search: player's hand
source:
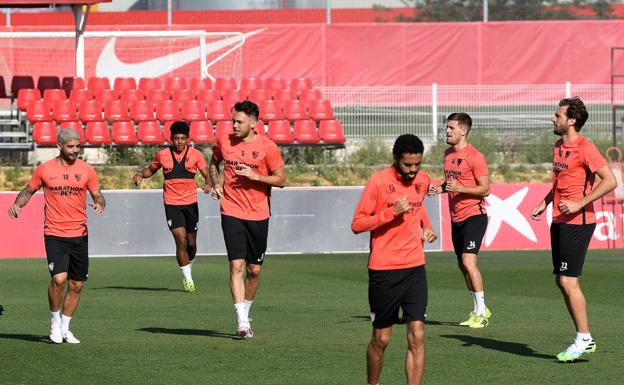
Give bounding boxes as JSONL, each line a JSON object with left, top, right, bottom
{"left": 132, "top": 173, "right": 142, "bottom": 186}
{"left": 234, "top": 164, "right": 258, "bottom": 181}
{"left": 558, "top": 200, "right": 582, "bottom": 215}
{"left": 89, "top": 202, "right": 104, "bottom": 215}
{"left": 530, "top": 202, "right": 546, "bottom": 221}
{"left": 8, "top": 204, "right": 20, "bottom": 219}
{"left": 211, "top": 184, "right": 223, "bottom": 200}
{"left": 423, "top": 227, "right": 438, "bottom": 243}
{"left": 201, "top": 184, "right": 212, "bottom": 194}
{"left": 394, "top": 196, "right": 410, "bottom": 215}
{"left": 427, "top": 185, "right": 441, "bottom": 197}
{"left": 445, "top": 179, "right": 462, "bottom": 193}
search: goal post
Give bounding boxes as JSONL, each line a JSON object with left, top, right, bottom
{"left": 0, "top": 30, "right": 245, "bottom": 84}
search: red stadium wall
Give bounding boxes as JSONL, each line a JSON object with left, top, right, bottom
{"left": 1, "top": 20, "right": 624, "bottom": 86}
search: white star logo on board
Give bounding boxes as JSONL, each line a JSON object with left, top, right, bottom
{"left": 484, "top": 186, "right": 537, "bottom": 246}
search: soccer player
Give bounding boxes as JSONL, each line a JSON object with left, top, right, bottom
{"left": 133, "top": 121, "right": 211, "bottom": 292}
{"left": 7, "top": 128, "right": 105, "bottom": 344}
{"left": 352, "top": 134, "right": 438, "bottom": 385}
{"left": 427, "top": 113, "right": 492, "bottom": 328}
{"left": 209, "top": 100, "right": 285, "bottom": 339}
{"left": 531, "top": 97, "right": 616, "bottom": 362}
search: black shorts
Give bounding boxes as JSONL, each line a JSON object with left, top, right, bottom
{"left": 451, "top": 214, "right": 488, "bottom": 257}
{"left": 44, "top": 235, "right": 89, "bottom": 281}
{"left": 368, "top": 266, "right": 428, "bottom": 329}
{"left": 550, "top": 222, "right": 596, "bottom": 277}
{"left": 165, "top": 203, "right": 199, "bottom": 233}
{"left": 221, "top": 214, "right": 269, "bottom": 265}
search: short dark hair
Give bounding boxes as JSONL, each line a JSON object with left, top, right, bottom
{"left": 559, "top": 96, "right": 588, "bottom": 131}
{"left": 392, "top": 134, "right": 424, "bottom": 159}
{"left": 447, "top": 112, "right": 472, "bottom": 131}
{"left": 234, "top": 100, "right": 259, "bottom": 120}
{"left": 170, "top": 121, "right": 190, "bottom": 137}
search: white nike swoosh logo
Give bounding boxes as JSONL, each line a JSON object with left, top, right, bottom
{"left": 96, "top": 29, "right": 265, "bottom": 79}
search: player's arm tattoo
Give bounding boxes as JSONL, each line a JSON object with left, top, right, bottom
{"left": 208, "top": 158, "right": 221, "bottom": 186}
{"left": 91, "top": 189, "right": 106, "bottom": 209}
{"left": 13, "top": 185, "right": 37, "bottom": 208}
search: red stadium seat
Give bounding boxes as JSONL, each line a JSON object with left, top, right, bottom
{"left": 0, "top": 76, "right": 7, "bottom": 99}
{"left": 248, "top": 89, "right": 269, "bottom": 105}
{"left": 119, "top": 89, "right": 144, "bottom": 104}
{"left": 189, "top": 120, "right": 215, "bottom": 144}
{"left": 111, "top": 121, "right": 138, "bottom": 145}
{"left": 293, "top": 119, "right": 320, "bottom": 144}
{"left": 290, "top": 77, "right": 314, "bottom": 95}
{"left": 10, "top": 75, "right": 35, "bottom": 99}
{"left": 93, "top": 89, "right": 117, "bottom": 108}
{"left": 214, "top": 77, "right": 238, "bottom": 92}
{"left": 85, "top": 121, "right": 112, "bottom": 145}
{"left": 17, "top": 88, "right": 41, "bottom": 111}
{"left": 69, "top": 88, "right": 92, "bottom": 104}
{"left": 164, "top": 77, "right": 187, "bottom": 91}
{"left": 62, "top": 76, "right": 85, "bottom": 93}
{"left": 266, "top": 77, "right": 287, "bottom": 93}
{"left": 319, "top": 119, "right": 346, "bottom": 143}
{"left": 43, "top": 89, "right": 67, "bottom": 105}
{"left": 241, "top": 77, "right": 264, "bottom": 94}
{"left": 87, "top": 77, "right": 111, "bottom": 91}
{"left": 163, "top": 120, "right": 174, "bottom": 143}
{"left": 189, "top": 77, "right": 212, "bottom": 90}
{"left": 196, "top": 89, "right": 218, "bottom": 104}
{"left": 283, "top": 99, "right": 308, "bottom": 121}
{"left": 32, "top": 121, "right": 57, "bottom": 145}
{"left": 156, "top": 100, "right": 182, "bottom": 123}
{"left": 138, "top": 77, "right": 163, "bottom": 92}
{"left": 26, "top": 100, "right": 52, "bottom": 122}
{"left": 272, "top": 88, "right": 293, "bottom": 102}
{"left": 222, "top": 88, "right": 243, "bottom": 105}
{"left": 299, "top": 89, "right": 322, "bottom": 103}
{"left": 254, "top": 120, "right": 266, "bottom": 136}
{"left": 130, "top": 100, "right": 155, "bottom": 123}
{"left": 59, "top": 122, "right": 85, "bottom": 143}
{"left": 52, "top": 100, "right": 78, "bottom": 123}
{"left": 137, "top": 121, "right": 164, "bottom": 144}
{"left": 259, "top": 99, "right": 283, "bottom": 121}
{"left": 215, "top": 120, "right": 234, "bottom": 137}
{"left": 104, "top": 100, "right": 131, "bottom": 123}
{"left": 113, "top": 77, "right": 137, "bottom": 92}
{"left": 181, "top": 100, "right": 206, "bottom": 122}
{"left": 78, "top": 100, "right": 103, "bottom": 123}
{"left": 171, "top": 89, "right": 194, "bottom": 105}
{"left": 267, "top": 119, "right": 294, "bottom": 144}
{"left": 145, "top": 89, "right": 169, "bottom": 108}
{"left": 308, "top": 99, "right": 335, "bottom": 121}
{"left": 37, "top": 76, "right": 61, "bottom": 94}
{"left": 207, "top": 100, "right": 231, "bottom": 121}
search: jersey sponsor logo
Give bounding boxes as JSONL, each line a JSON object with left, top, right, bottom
{"left": 444, "top": 169, "right": 461, "bottom": 179}
{"left": 553, "top": 161, "right": 569, "bottom": 172}
{"left": 225, "top": 159, "right": 259, "bottom": 169}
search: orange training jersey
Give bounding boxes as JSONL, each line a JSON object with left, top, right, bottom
{"left": 552, "top": 136, "right": 608, "bottom": 225}
{"left": 150, "top": 146, "right": 207, "bottom": 205}
{"left": 444, "top": 143, "right": 489, "bottom": 222}
{"left": 212, "top": 134, "right": 285, "bottom": 221}
{"left": 351, "top": 167, "right": 432, "bottom": 271}
{"left": 28, "top": 157, "right": 100, "bottom": 237}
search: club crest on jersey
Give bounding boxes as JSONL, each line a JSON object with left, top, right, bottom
{"left": 74, "top": 174, "right": 82, "bottom": 182}
{"left": 451, "top": 158, "right": 463, "bottom": 166}
{"left": 414, "top": 185, "right": 421, "bottom": 194}
{"left": 386, "top": 184, "right": 396, "bottom": 194}
{"left": 252, "top": 151, "right": 259, "bottom": 159}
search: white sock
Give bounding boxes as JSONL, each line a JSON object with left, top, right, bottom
{"left": 474, "top": 291, "right": 486, "bottom": 316}
{"left": 60, "top": 314, "right": 72, "bottom": 334}
{"left": 234, "top": 302, "right": 248, "bottom": 325}
{"left": 575, "top": 332, "right": 592, "bottom": 344}
{"left": 244, "top": 300, "right": 254, "bottom": 320}
{"left": 50, "top": 310, "right": 61, "bottom": 328}
{"left": 180, "top": 264, "right": 192, "bottom": 282}
{"left": 188, "top": 258, "right": 195, "bottom": 270}
{"left": 470, "top": 291, "right": 477, "bottom": 313}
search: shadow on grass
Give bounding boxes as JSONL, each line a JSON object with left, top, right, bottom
{"left": 440, "top": 334, "right": 554, "bottom": 360}
{"left": 138, "top": 327, "right": 240, "bottom": 340}
{"left": 425, "top": 320, "right": 464, "bottom": 327}
{"left": 92, "top": 286, "right": 183, "bottom": 292}
{"left": 0, "top": 333, "right": 50, "bottom": 343}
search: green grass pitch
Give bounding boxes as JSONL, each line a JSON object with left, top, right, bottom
{"left": 1, "top": 250, "right": 622, "bottom": 384}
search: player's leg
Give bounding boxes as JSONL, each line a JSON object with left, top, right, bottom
{"left": 458, "top": 215, "right": 489, "bottom": 326}
{"left": 241, "top": 218, "right": 269, "bottom": 327}
{"left": 44, "top": 235, "right": 70, "bottom": 344}
{"left": 185, "top": 203, "right": 199, "bottom": 269}
{"left": 59, "top": 235, "right": 89, "bottom": 344}
{"left": 368, "top": 326, "right": 392, "bottom": 385}
{"left": 405, "top": 320, "right": 425, "bottom": 385}
{"left": 556, "top": 275, "right": 589, "bottom": 333}
{"left": 402, "top": 266, "right": 427, "bottom": 385}
{"left": 166, "top": 204, "right": 196, "bottom": 291}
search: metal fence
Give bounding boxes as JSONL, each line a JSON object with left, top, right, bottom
{"left": 322, "top": 83, "right": 623, "bottom": 144}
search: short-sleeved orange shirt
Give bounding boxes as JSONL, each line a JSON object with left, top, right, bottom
{"left": 351, "top": 167, "right": 432, "bottom": 271}
{"left": 150, "top": 146, "right": 207, "bottom": 206}
{"left": 212, "top": 134, "right": 285, "bottom": 221}
{"left": 552, "top": 136, "right": 608, "bottom": 224}
{"left": 444, "top": 144, "right": 489, "bottom": 222}
{"left": 28, "top": 157, "right": 100, "bottom": 237}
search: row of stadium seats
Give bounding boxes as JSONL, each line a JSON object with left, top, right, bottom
{"left": 32, "top": 119, "right": 346, "bottom": 146}
{"left": 20, "top": 98, "right": 335, "bottom": 124}
{"left": 2, "top": 75, "right": 318, "bottom": 100}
